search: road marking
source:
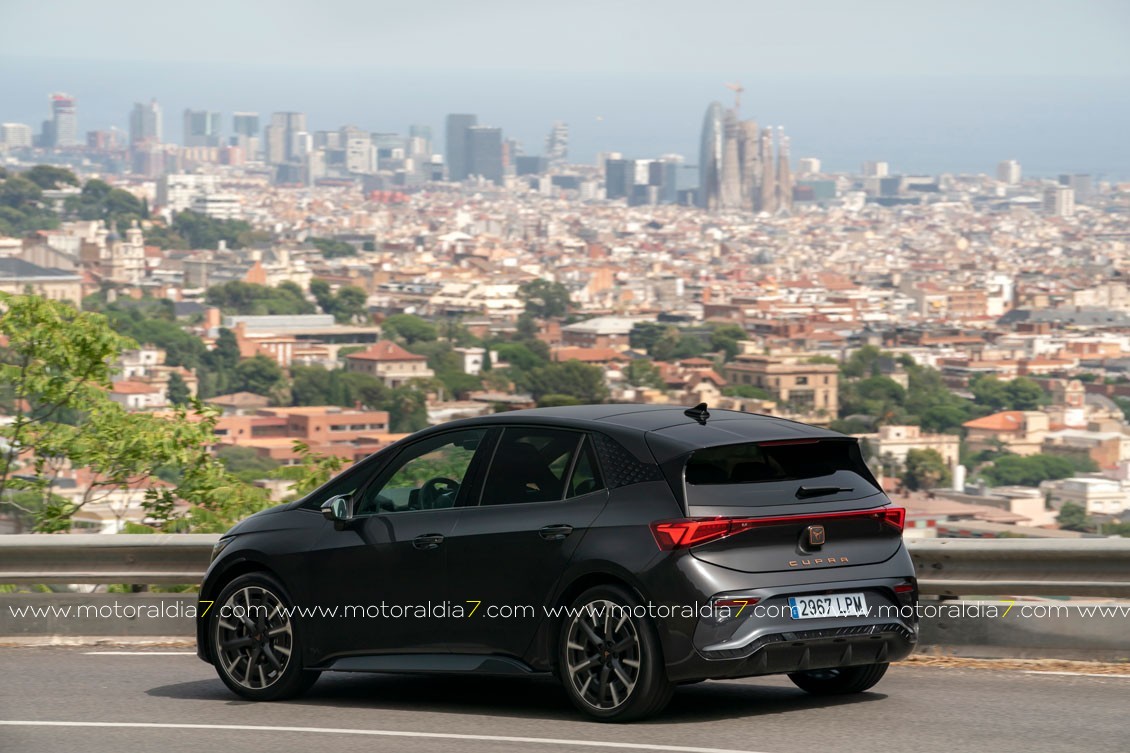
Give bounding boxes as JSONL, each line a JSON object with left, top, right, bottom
{"left": 83, "top": 651, "right": 197, "bottom": 655}
{"left": 1022, "top": 671, "right": 1130, "bottom": 679}
{"left": 0, "top": 721, "right": 772, "bottom": 753}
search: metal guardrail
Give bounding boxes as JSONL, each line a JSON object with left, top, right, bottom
{"left": 0, "top": 534, "right": 218, "bottom": 585}
{"left": 908, "top": 538, "right": 1130, "bottom": 598}
{"left": 1, "top": 534, "right": 1129, "bottom": 597}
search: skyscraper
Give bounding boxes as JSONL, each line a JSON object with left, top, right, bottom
{"left": 466, "top": 126, "right": 503, "bottom": 184}
{"left": 129, "top": 99, "right": 163, "bottom": 145}
{"left": 1044, "top": 185, "right": 1075, "bottom": 217}
{"left": 1059, "top": 173, "right": 1092, "bottom": 203}
{"left": 698, "top": 102, "right": 724, "bottom": 209}
{"left": 408, "top": 124, "right": 432, "bottom": 157}
{"left": 183, "top": 110, "right": 222, "bottom": 147}
{"left": 264, "top": 112, "right": 307, "bottom": 164}
{"left": 49, "top": 93, "right": 78, "bottom": 147}
{"left": 232, "top": 113, "right": 260, "bottom": 138}
{"left": 545, "top": 121, "right": 569, "bottom": 167}
{"left": 719, "top": 110, "right": 743, "bottom": 209}
{"left": 757, "top": 127, "right": 777, "bottom": 213}
{"left": 698, "top": 98, "right": 793, "bottom": 214}
{"left": 445, "top": 114, "right": 478, "bottom": 181}
{"left": 775, "top": 127, "right": 794, "bottom": 213}
{"left": 605, "top": 158, "right": 634, "bottom": 199}
{"left": 997, "top": 159, "right": 1021, "bottom": 185}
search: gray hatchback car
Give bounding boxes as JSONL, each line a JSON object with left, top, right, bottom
{"left": 198, "top": 404, "right": 918, "bottom": 721}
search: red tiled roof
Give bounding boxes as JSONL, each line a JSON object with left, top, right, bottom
{"left": 111, "top": 381, "right": 159, "bottom": 395}
{"left": 963, "top": 411, "right": 1027, "bottom": 432}
{"left": 346, "top": 340, "right": 427, "bottom": 362}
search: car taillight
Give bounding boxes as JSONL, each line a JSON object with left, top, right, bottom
{"left": 650, "top": 507, "right": 906, "bottom": 550}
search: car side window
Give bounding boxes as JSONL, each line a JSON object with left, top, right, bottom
{"left": 355, "top": 429, "right": 487, "bottom": 516}
{"left": 567, "top": 437, "right": 605, "bottom": 498}
{"left": 479, "top": 427, "right": 582, "bottom": 505}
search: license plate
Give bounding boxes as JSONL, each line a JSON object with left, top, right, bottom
{"left": 788, "top": 592, "right": 868, "bottom": 619}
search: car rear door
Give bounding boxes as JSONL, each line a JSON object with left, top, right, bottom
{"left": 444, "top": 427, "right": 609, "bottom": 659}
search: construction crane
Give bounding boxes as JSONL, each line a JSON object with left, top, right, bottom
{"left": 725, "top": 82, "right": 744, "bottom": 113}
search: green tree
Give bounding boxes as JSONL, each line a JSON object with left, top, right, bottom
{"left": 232, "top": 355, "right": 284, "bottom": 397}
{"left": 842, "top": 345, "right": 883, "bottom": 378}
{"left": 215, "top": 445, "right": 280, "bottom": 483}
{"left": 518, "top": 279, "right": 571, "bottom": 318}
{"left": 23, "top": 165, "right": 80, "bottom": 190}
{"left": 205, "top": 281, "right": 314, "bottom": 316}
{"left": 381, "top": 314, "right": 438, "bottom": 345}
{"left": 0, "top": 293, "right": 131, "bottom": 505}
{"left": 492, "top": 342, "right": 548, "bottom": 372}
{"left": 310, "top": 281, "right": 369, "bottom": 324}
{"left": 270, "top": 441, "right": 346, "bottom": 499}
{"left": 1056, "top": 502, "right": 1092, "bottom": 533}
{"left": 625, "top": 359, "right": 666, "bottom": 389}
{"left": 1005, "top": 378, "right": 1047, "bottom": 411}
{"left": 709, "top": 324, "right": 747, "bottom": 361}
{"left": 723, "top": 384, "right": 773, "bottom": 400}
{"left": 386, "top": 387, "right": 428, "bottom": 432}
{"left": 902, "top": 448, "right": 952, "bottom": 491}
{"left": 538, "top": 394, "right": 581, "bottom": 407}
{"left": 981, "top": 453, "right": 1097, "bottom": 487}
{"left": 331, "top": 286, "right": 368, "bottom": 324}
{"left": 0, "top": 293, "right": 270, "bottom": 532}
{"left": 310, "top": 237, "right": 357, "bottom": 258}
{"left": 971, "top": 376, "right": 1047, "bottom": 412}
{"left": 166, "top": 372, "right": 190, "bottom": 406}
{"left": 521, "top": 360, "right": 609, "bottom": 405}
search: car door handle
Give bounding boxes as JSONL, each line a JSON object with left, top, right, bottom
{"left": 538, "top": 524, "right": 574, "bottom": 541}
{"left": 413, "top": 534, "right": 445, "bottom": 550}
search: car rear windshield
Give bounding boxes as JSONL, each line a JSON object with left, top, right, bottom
{"left": 683, "top": 439, "right": 881, "bottom": 506}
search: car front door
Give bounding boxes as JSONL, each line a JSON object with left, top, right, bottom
{"left": 306, "top": 427, "right": 491, "bottom": 663}
{"left": 445, "top": 427, "right": 609, "bottom": 660}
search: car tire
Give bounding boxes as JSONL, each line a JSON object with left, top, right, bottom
{"left": 209, "top": 572, "right": 320, "bottom": 701}
{"left": 787, "top": 662, "right": 889, "bottom": 695}
{"left": 558, "top": 584, "right": 674, "bottom": 722}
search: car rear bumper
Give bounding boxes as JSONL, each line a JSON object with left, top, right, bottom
{"left": 646, "top": 550, "right": 919, "bottom": 682}
{"left": 690, "top": 621, "right": 916, "bottom": 679}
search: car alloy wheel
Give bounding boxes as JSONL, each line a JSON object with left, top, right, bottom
{"left": 558, "top": 585, "right": 673, "bottom": 722}
{"left": 209, "top": 572, "right": 319, "bottom": 701}
{"left": 565, "top": 598, "right": 642, "bottom": 710}
{"left": 215, "top": 583, "right": 294, "bottom": 690}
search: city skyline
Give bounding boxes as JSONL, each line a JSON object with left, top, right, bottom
{"left": 2, "top": 71, "right": 1128, "bottom": 180}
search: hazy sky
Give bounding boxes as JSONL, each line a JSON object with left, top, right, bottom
{"left": 5, "top": 0, "right": 1130, "bottom": 75}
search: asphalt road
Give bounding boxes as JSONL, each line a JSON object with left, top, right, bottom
{"left": 0, "top": 648, "right": 1126, "bottom": 753}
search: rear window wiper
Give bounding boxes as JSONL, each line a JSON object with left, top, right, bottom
{"left": 795, "top": 485, "right": 854, "bottom": 499}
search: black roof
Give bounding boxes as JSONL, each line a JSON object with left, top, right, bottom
{"left": 438, "top": 404, "right": 844, "bottom": 464}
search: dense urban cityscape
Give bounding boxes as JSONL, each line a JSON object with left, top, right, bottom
{"left": 1, "top": 86, "right": 1128, "bottom": 540}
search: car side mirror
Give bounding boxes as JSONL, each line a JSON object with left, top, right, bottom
{"left": 321, "top": 494, "right": 356, "bottom": 529}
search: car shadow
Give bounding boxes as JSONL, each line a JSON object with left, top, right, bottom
{"left": 147, "top": 673, "right": 885, "bottom": 723}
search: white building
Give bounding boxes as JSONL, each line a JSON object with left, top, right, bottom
{"left": 191, "top": 193, "right": 242, "bottom": 220}
{"left": 157, "top": 173, "right": 219, "bottom": 213}
{"left": 797, "top": 157, "right": 821, "bottom": 175}
{"left": 1043, "top": 185, "right": 1075, "bottom": 218}
{"left": 0, "top": 123, "right": 33, "bottom": 148}
{"left": 997, "top": 159, "right": 1021, "bottom": 185}
{"left": 862, "top": 161, "right": 889, "bottom": 178}
{"left": 1043, "top": 477, "right": 1130, "bottom": 518}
